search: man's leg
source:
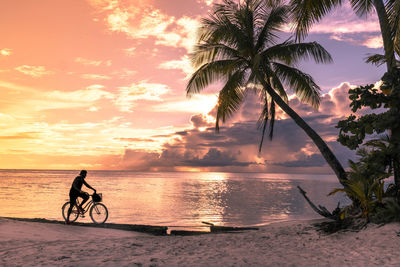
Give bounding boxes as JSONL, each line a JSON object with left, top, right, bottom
{"left": 78, "top": 192, "right": 89, "bottom": 210}
{"left": 67, "top": 194, "right": 77, "bottom": 222}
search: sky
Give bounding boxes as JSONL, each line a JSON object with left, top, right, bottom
{"left": 0, "top": 0, "right": 386, "bottom": 173}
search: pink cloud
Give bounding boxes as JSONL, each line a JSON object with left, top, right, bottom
{"left": 158, "top": 55, "right": 193, "bottom": 77}
{"left": 115, "top": 82, "right": 170, "bottom": 112}
{"left": 329, "top": 34, "right": 383, "bottom": 49}
{"left": 123, "top": 47, "right": 136, "bottom": 57}
{"left": 75, "top": 57, "right": 105, "bottom": 66}
{"left": 46, "top": 86, "right": 114, "bottom": 102}
{"left": 362, "top": 35, "right": 384, "bottom": 49}
{"left": 311, "top": 3, "right": 380, "bottom": 34}
{"left": 89, "top": 0, "right": 200, "bottom": 52}
{"left": 15, "top": 65, "right": 54, "bottom": 78}
{"left": 0, "top": 48, "right": 12, "bottom": 56}
{"left": 197, "top": 0, "right": 215, "bottom": 6}
{"left": 80, "top": 74, "right": 112, "bottom": 80}
{"left": 307, "top": 3, "right": 382, "bottom": 48}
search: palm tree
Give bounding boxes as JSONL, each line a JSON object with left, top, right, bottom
{"left": 289, "top": 0, "right": 400, "bottom": 186}
{"left": 186, "top": 0, "right": 348, "bottom": 184}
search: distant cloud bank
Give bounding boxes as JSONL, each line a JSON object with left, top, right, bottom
{"left": 109, "top": 82, "right": 360, "bottom": 174}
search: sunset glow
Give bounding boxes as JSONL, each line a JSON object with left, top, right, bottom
{"left": 0, "top": 0, "right": 385, "bottom": 172}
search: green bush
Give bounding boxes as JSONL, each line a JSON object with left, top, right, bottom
{"left": 371, "top": 198, "right": 400, "bottom": 223}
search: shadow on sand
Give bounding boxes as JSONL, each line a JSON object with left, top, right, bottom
{"left": 1, "top": 217, "right": 259, "bottom": 236}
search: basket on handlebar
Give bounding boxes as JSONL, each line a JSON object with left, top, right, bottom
{"left": 92, "top": 193, "right": 102, "bottom": 202}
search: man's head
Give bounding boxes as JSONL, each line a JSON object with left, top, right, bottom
{"left": 80, "top": 170, "right": 87, "bottom": 178}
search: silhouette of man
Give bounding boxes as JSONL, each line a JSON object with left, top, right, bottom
{"left": 66, "top": 170, "right": 96, "bottom": 224}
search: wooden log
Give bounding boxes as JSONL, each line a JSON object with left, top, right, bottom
{"left": 210, "top": 225, "right": 259, "bottom": 232}
{"left": 297, "top": 186, "right": 340, "bottom": 221}
{"left": 170, "top": 230, "right": 210, "bottom": 236}
{"left": 202, "top": 221, "right": 259, "bottom": 232}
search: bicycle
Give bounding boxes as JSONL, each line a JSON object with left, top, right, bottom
{"left": 62, "top": 193, "right": 108, "bottom": 224}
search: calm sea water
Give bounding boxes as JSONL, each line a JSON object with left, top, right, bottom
{"left": 0, "top": 170, "right": 348, "bottom": 228}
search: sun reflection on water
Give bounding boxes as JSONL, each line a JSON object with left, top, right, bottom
{"left": 0, "top": 170, "right": 347, "bottom": 228}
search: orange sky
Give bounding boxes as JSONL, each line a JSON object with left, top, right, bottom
{"left": 0, "top": 0, "right": 386, "bottom": 172}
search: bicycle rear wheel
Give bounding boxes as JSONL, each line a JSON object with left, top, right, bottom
{"left": 62, "top": 201, "right": 79, "bottom": 222}
{"left": 90, "top": 203, "right": 108, "bottom": 224}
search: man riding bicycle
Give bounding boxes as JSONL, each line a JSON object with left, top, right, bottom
{"left": 66, "top": 170, "right": 96, "bottom": 224}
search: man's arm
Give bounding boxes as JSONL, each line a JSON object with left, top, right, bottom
{"left": 83, "top": 180, "right": 96, "bottom": 192}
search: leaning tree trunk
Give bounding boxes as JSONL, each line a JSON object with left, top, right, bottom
{"left": 373, "top": 0, "right": 395, "bottom": 72}
{"left": 256, "top": 73, "right": 348, "bottom": 186}
{"left": 387, "top": 69, "right": 400, "bottom": 188}
{"left": 373, "top": 0, "right": 400, "bottom": 188}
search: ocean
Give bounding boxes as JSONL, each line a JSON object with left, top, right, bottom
{"left": 0, "top": 170, "right": 347, "bottom": 228}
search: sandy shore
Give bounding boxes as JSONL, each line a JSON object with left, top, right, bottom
{"left": 1, "top": 218, "right": 400, "bottom": 266}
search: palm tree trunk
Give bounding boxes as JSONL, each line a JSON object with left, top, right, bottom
{"left": 389, "top": 74, "right": 400, "bottom": 188}
{"left": 373, "top": 0, "right": 400, "bottom": 188}
{"left": 394, "top": 156, "right": 400, "bottom": 187}
{"left": 256, "top": 73, "right": 348, "bottom": 185}
{"left": 373, "top": 0, "right": 395, "bottom": 72}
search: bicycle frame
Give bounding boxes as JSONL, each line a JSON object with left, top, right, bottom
{"left": 75, "top": 197, "right": 94, "bottom": 214}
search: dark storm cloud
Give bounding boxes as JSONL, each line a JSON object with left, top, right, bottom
{"left": 183, "top": 148, "right": 255, "bottom": 167}
{"left": 190, "top": 114, "right": 214, "bottom": 128}
{"left": 175, "top": 131, "right": 188, "bottom": 136}
{"left": 274, "top": 154, "right": 327, "bottom": 168}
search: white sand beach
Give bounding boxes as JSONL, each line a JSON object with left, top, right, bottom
{"left": 1, "top": 218, "right": 400, "bottom": 266}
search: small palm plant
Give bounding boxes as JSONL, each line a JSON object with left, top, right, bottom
{"left": 371, "top": 198, "right": 400, "bottom": 223}
{"left": 186, "top": 0, "right": 348, "bottom": 184}
{"left": 329, "top": 149, "right": 391, "bottom": 220}
{"left": 363, "top": 135, "right": 394, "bottom": 176}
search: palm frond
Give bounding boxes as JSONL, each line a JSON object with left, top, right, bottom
{"left": 289, "top": 0, "right": 343, "bottom": 41}
{"left": 328, "top": 188, "right": 347, "bottom": 196}
{"left": 350, "top": 0, "right": 374, "bottom": 17}
{"left": 216, "top": 70, "right": 246, "bottom": 131}
{"left": 245, "top": 71, "right": 257, "bottom": 86}
{"left": 262, "top": 41, "right": 333, "bottom": 65}
{"left": 257, "top": 93, "right": 269, "bottom": 152}
{"left": 257, "top": 90, "right": 276, "bottom": 152}
{"left": 255, "top": 5, "right": 288, "bottom": 51}
{"left": 386, "top": 0, "right": 400, "bottom": 58}
{"left": 186, "top": 59, "right": 244, "bottom": 95}
{"left": 199, "top": 16, "right": 242, "bottom": 47}
{"left": 365, "top": 53, "right": 400, "bottom": 66}
{"left": 269, "top": 99, "right": 276, "bottom": 140}
{"left": 365, "top": 53, "right": 387, "bottom": 66}
{"left": 242, "top": 2, "right": 255, "bottom": 48}
{"left": 199, "top": 10, "right": 252, "bottom": 52}
{"left": 257, "top": 63, "right": 289, "bottom": 103}
{"left": 364, "top": 136, "right": 390, "bottom": 150}
{"left": 269, "top": 71, "right": 289, "bottom": 103}
{"left": 272, "top": 62, "right": 321, "bottom": 108}
{"left": 191, "top": 43, "right": 244, "bottom": 69}
{"left": 213, "top": 0, "right": 239, "bottom": 18}
{"left": 265, "top": 0, "right": 284, "bottom": 7}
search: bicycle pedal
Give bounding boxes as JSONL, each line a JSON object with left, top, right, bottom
{"left": 80, "top": 215, "right": 85, "bottom": 218}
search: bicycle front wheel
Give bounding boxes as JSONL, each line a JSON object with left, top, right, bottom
{"left": 62, "top": 201, "right": 79, "bottom": 222}
{"left": 90, "top": 203, "right": 108, "bottom": 224}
